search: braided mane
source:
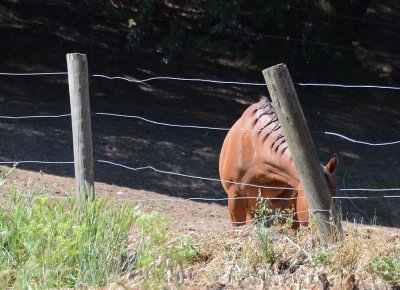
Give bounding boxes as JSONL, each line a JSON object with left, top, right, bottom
{"left": 251, "top": 97, "right": 288, "bottom": 155}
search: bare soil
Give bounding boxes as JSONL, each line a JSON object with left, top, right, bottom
{"left": 0, "top": 166, "right": 230, "bottom": 231}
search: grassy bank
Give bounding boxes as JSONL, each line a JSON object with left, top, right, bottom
{"left": 0, "top": 188, "right": 196, "bottom": 289}
{"left": 0, "top": 181, "right": 399, "bottom": 288}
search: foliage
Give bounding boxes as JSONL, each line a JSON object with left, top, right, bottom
{"left": 370, "top": 255, "right": 400, "bottom": 286}
{"left": 203, "top": 0, "right": 243, "bottom": 35}
{"left": 3, "top": 0, "right": 376, "bottom": 81}
{"left": 313, "top": 251, "right": 331, "bottom": 266}
{"left": 253, "top": 224, "right": 275, "bottom": 265}
{"left": 134, "top": 212, "right": 198, "bottom": 288}
{"left": 100, "top": 0, "right": 369, "bottom": 78}
{"left": 126, "top": 0, "right": 156, "bottom": 49}
{"left": 0, "top": 186, "right": 198, "bottom": 289}
{"left": 252, "top": 199, "right": 275, "bottom": 265}
{"left": 0, "top": 189, "right": 136, "bottom": 288}
{"left": 56, "top": 0, "right": 362, "bottom": 73}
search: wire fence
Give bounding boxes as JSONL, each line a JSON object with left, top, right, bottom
{"left": 0, "top": 113, "right": 71, "bottom": 119}
{"left": 1, "top": 71, "right": 400, "bottom": 90}
{"left": 0, "top": 70, "right": 399, "bottom": 213}
{"left": 97, "top": 159, "right": 400, "bottom": 195}
{"left": 1, "top": 159, "right": 400, "bottom": 197}
{"left": 1, "top": 111, "right": 399, "bottom": 146}
{"left": 93, "top": 74, "right": 400, "bottom": 90}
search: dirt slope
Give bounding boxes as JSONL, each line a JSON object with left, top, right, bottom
{"left": 0, "top": 166, "right": 230, "bottom": 231}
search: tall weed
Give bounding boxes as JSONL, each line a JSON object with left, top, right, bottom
{"left": 134, "top": 212, "right": 197, "bottom": 288}
{"left": 0, "top": 190, "right": 137, "bottom": 288}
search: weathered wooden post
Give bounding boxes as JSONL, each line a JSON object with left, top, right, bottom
{"left": 262, "top": 63, "right": 341, "bottom": 243}
{"left": 67, "top": 53, "right": 94, "bottom": 202}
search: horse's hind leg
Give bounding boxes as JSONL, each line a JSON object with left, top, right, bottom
{"left": 295, "top": 198, "right": 310, "bottom": 229}
{"left": 228, "top": 199, "right": 247, "bottom": 226}
{"left": 246, "top": 211, "right": 254, "bottom": 225}
{"left": 227, "top": 187, "right": 247, "bottom": 227}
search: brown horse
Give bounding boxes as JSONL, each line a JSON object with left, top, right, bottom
{"left": 219, "top": 97, "right": 338, "bottom": 228}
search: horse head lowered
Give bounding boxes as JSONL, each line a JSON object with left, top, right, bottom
{"left": 219, "top": 97, "right": 338, "bottom": 228}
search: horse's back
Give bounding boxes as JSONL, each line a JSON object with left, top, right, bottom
{"left": 219, "top": 101, "right": 260, "bottom": 191}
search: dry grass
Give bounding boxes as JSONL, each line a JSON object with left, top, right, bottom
{"left": 160, "top": 223, "right": 400, "bottom": 289}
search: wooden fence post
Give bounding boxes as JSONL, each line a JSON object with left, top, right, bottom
{"left": 262, "top": 63, "right": 341, "bottom": 243}
{"left": 67, "top": 53, "right": 94, "bottom": 202}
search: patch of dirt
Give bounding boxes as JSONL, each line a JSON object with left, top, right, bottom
{"left": 0, "top": 166, "right": 230, "bottom": 231}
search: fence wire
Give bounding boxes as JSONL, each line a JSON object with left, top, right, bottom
{"left": 1, "top": 112, "right": 398, "bottom": 146}
{"left": 96, "top": 112, "right": 400, "bottom": 146}
{"left": 0, "top": 114, "right": 71, "bottom": 119}
{"left": 98, "top": 159, "right": 400, "bottom": 195}
{"left": 0, "top": 72, "right": 67, "bottom": 76}
{"left": 0, "top": 71, "right": 399, "bottom": 90}
{"left": 1, "top": 71, "right": 399, "bottom": 202}
{"left": 0, "top": 161, "right": 73, "bottom": 164}
{"left": 92, "top": 74, "right": 400, "bottom": 90}
{"left": 1, "top": 159, "right": 400, "bottom": 195}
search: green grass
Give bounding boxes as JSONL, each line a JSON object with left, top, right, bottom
{"left": 133, "top": 212, "right": 198, "bottom": 288}
{"left": 370, "top": 255, "right": 400, "bottom": 287}
{"left": 0, "top": 188, "right": 137, "bottom": 288}
{"left": 0, "top": 187, "right": 198, "bottom": 289}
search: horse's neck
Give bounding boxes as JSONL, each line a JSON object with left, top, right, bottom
{"left": 266, "top": 155, "right": 300, "bottom": 189}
